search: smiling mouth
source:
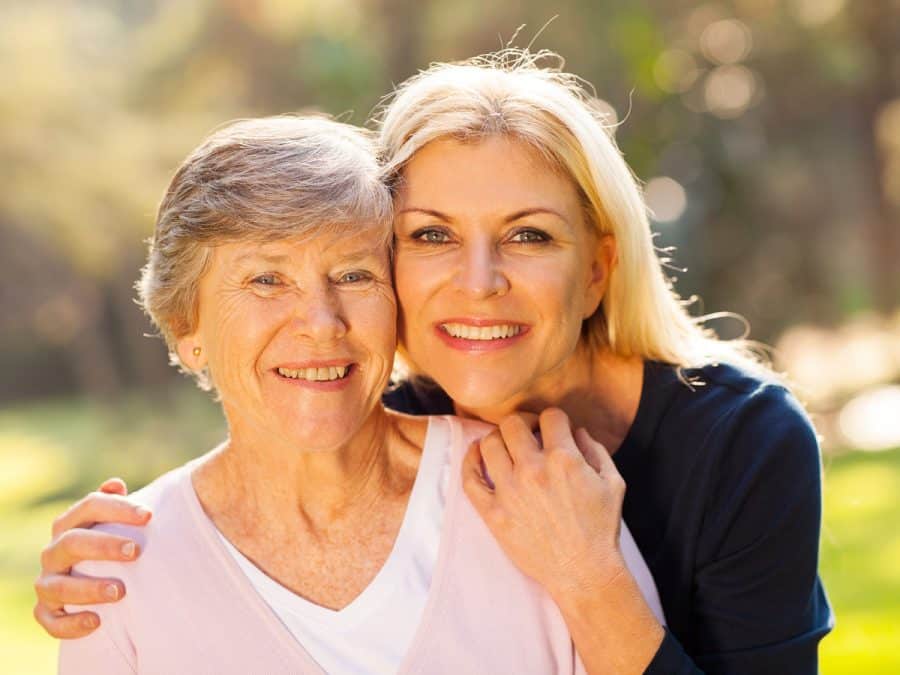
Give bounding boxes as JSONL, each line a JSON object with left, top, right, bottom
{"left": 276, "top": 365, "right": 352, "bottom": 382}
{"left": 440, "top": 323, "right": 524, "bottom": 341}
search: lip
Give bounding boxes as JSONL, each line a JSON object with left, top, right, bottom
{"left": 433, "top": 318, "right": 530, "bottom": 353}
{"left": 272, "top": 361, "right": 356, "bottom": 391}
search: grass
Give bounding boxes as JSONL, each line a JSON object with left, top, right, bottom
{"left": 0, "top": 388, "right": 897, "bottom": 674}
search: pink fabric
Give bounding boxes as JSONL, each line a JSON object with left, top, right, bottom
{"left": 59, "top": 416, "right": 586, "bottom": 674}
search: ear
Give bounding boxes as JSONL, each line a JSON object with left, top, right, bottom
{"left": 581, "top": 233, "right": 617, "bottom": 319}
{"left": 175, "top": 333, "right": 206, "bottom": 371}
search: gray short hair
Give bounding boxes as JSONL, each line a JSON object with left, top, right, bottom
{"left": 137, "top": 115, "right": 392, "bottom": 387}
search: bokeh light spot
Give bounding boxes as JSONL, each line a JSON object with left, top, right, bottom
{"left": 700, "top": 19, "right": 753, "bottom": 65}
{"left": 839, "top": 386, "right": 900, "bottom": 452}
{"left": 704, "top": 64, "right": 758, "bottom": 118}
{"left": 645, "top": 177, "right": 687, "bottom": 223}
{"left": 790, "top": 0, "right": 846, "bottom": 27}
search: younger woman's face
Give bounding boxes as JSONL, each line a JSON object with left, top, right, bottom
{"left": 392, "top": 136, "right": 613, "bottom": 415}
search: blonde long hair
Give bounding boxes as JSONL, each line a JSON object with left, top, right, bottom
{"left": 376, "top": 49, "right": 770, "bottom": 377}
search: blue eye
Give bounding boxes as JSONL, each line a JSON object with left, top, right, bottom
{"left": 510, "top": 229, "right": 550, "bottom": 244}
{"left": 412, "top": 228, "right": 451, "bottom": 244}
{"left": 338, "top": 270, "right": 371, "bottom": 284}
{"left": 252, "top": 274, "right": 280, "bottom": 286}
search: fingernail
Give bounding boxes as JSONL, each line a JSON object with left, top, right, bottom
{"left": 104, "top": 584, "right": 120, "bottom": 600}
{"left": 84, "top": 615, "right": 99, "bottom": 629}
{"left": 121, "top": 542, "right": 136, "bottom": 558}
{"left": 134, "top": 506, "right": 151, "bottom": 519}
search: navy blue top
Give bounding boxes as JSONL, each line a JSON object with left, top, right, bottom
{"left": 383, "top": 361, "right": 833, "bottom": 674}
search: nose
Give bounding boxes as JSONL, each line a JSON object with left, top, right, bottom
{"left": 288, "top": 286, "right": 347, "bottom": 342}
{"left": 452, "top": 238, "right": 510, "bottom": 299}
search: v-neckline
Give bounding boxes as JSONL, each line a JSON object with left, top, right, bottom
{"left": 180, "top": 415, "right": 466, "bottom": 674}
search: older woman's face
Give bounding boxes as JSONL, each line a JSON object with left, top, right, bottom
{"left": 180, "top": 228, "right": 396, "bottom": 451}
{"left": 393, "top": 136, "right": 613, "bottom": 412}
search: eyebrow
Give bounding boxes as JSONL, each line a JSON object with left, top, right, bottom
{"left": 231, "top": 251, "right": 293, "bottom": 266}
{"left": 396, "top": 206, "right": 569, "bottom": 224}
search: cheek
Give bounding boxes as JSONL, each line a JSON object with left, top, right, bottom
{"left": 517, "top": 257, "right": 587, "bottom": 317}
{"left": 201, "top": 298, "right": 283, "bottom": 375}
{"left": 354, "top": 291, "right": 399, "bottom": 357}
{"left": 393, "top": 259, "right": 430, "bottom": 328}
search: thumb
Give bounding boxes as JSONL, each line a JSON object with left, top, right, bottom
{"left": 573, "top": 427, "right": 613, "bottom": 474}
{"left": 98, "top": 477, "right": 129, "bottom": 496}
{"left": 461, "top": 440, "right": 495, "bottom": 515}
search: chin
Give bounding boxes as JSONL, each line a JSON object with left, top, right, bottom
{"left": 440, "top": 375, "right": 522, "bottom": 413}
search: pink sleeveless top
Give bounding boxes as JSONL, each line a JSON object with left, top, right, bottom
{"left": 60, "top": 417, "right": 595, "bottom": 674}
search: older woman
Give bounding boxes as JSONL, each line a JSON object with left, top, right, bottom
{"left": 40, "top": 51, "right": 830, "bottom": 674}
{"left": 55, "top": 115, "right": 665, "bottom": 674}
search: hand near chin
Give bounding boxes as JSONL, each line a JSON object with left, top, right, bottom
{"left": 462, "top": 408, "right": 627, "bottom": 602}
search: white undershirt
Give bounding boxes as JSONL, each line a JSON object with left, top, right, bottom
{"left": 216, "top": 418, "right": 451, "bottom": 675}
{"left": 217, "top": 417, "right": 665, "bottom": 675}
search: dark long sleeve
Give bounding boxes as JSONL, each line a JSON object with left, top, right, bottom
{"left": 617, "top": 364, "right": 832, "bottom": 675}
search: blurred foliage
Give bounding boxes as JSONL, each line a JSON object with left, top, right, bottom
{"left": 1, "top": 0, "right": 898, "bottom": 402}
{"left": 0, "top": 391, "right": 898, "bottom": 673}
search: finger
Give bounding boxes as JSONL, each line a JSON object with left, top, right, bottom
{"left": 514, "top": 411, "right": 540, "bottom": 430}
{"left": 462, "top": 442, "right": 496, "bottom": 514}
{"left": 52, "top": 492, "right": 151, "bottom": 538}
{"left": 98, "top": 477, "right": 128, "bottom": 496}
{"left": 497, "top": 414, "right": 541, "bottom": 464}
{"left": 42, "top": 529, "right": 140, "bottom": 574}
{"left": 478, "top": 430, "right": 514, "bottom": 487}
{"left": 36, "top": 573, "right": 125, "bottom": 607}
{"left": 574, "top": 427, "right": 614, "bottom": 474}
{"left": 538, "top": 408, "right": 580, "bottom": 455}
{"left": 33, "top": 603, "right": 100, "bottom": 639}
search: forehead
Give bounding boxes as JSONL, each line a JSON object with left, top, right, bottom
{"left": 398, "top": 136, "right": 581, "bottom": 212}
{"left": 214, "top": 227, "right": 390, "bottom": 267}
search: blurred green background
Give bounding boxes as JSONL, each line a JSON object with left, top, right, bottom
{"left": 1, "top": 1, "right": 898, "bottom": 673}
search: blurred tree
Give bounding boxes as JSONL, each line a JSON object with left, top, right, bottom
{"left": 0, "top": 0, "right": 897, "bottom": 403}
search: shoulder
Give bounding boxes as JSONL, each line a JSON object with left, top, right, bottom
{"left": 427, "top": 415, "right": 496, "bottom": 463}
{"left": 73, "top": 462, "right": 196, "bottom": 581}
{"left": 657, "top": 363, "right": 824, "bottom": 542}
{"left": 654, "top": 361, "right": 818, "bottom": 459}
{"left": 632, "top": 361, "right": 822, "bottom": 516}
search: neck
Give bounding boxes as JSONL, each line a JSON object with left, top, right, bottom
{"left": 194, "top": 405, "right": 408, "bottom": 534}
{"left": 456, "top": 345, "right": 645, "bottom": 454}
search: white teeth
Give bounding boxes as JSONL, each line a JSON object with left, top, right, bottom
{"left": 277, "top": 366, "right": 350, "bottom": 381}
{"left": 441, "top": 323, "right": 522, "bottom": 340}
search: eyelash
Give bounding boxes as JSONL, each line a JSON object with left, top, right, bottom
{"left": 337, "top": 270, "right": 372, "bottom": 284}
{"left": 410, "top": 227, "right": 551, "bottom": 245}
{"left": 509, "top": 228, "right": 551, "bottom": 244}
{"left": 411, "top": 227, "right": 451, "bottom": 244}
{"left": 251, "top": 273, "right": 281, "bottom": 286}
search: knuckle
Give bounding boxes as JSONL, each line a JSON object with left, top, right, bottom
{"left": 39, "top": 544, "right": 55, "bottom": 571}
{"left": 33, "top": 572, "right": 50, "bottom": 596}
{"left": 32, "top": 602, "right": 46, "bottom": 625}
{"left": 547, "top": 447, "right": 578, "bottom": 472}
{"left": 50, "top": 513, "right": 68, "bottom": 539}
{"left": 55, "top": 528, "right": 78, "bottom": 551}
{"left": 518, "top": 460, "right": 547, "bottom": 486}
